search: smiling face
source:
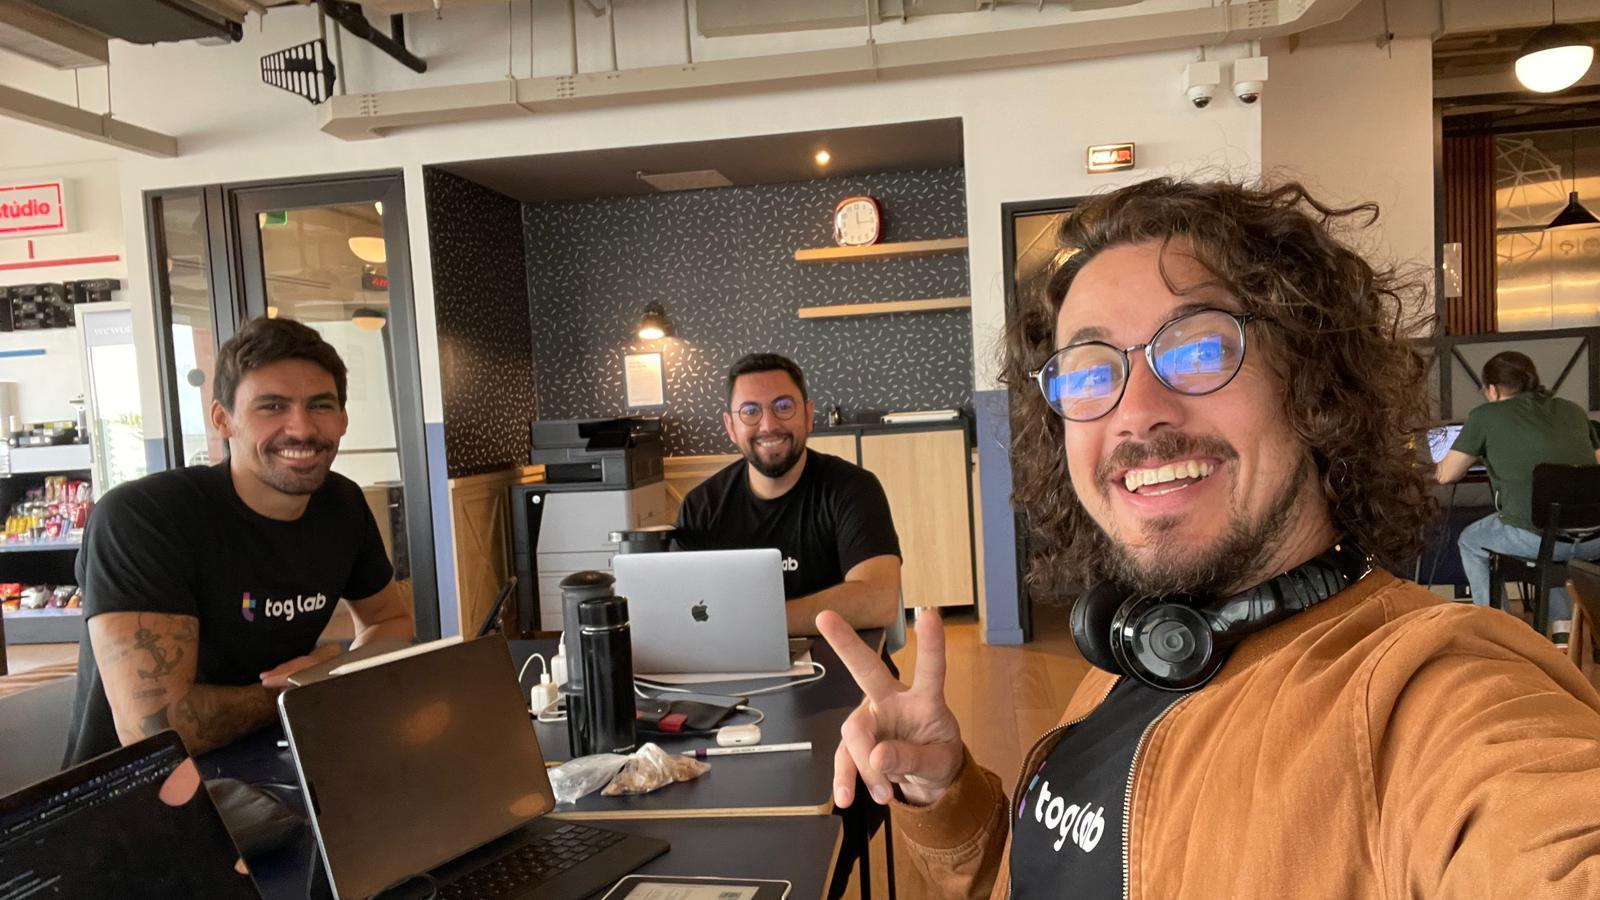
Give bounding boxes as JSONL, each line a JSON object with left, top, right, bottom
{"left": 1057, "top": 240, "right": 1334, "bottom": 596}
{"left": 211, "top": 358, "right": 348, "bottom": 503}
{"left": 723, "top": 369, "right": 814, "bottom": 479}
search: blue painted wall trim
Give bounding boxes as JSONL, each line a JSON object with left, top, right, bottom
{"left": 426, "top": 422, "right": 460, "bottom": 637}
{"left": 975, "top": 389, "right": 1024, "bottom": 645}
{"left": 144, "top": 438, "right": 168, "bottom": 475}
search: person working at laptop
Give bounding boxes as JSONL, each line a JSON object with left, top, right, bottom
{"left": 1437, "top": 350, "right": 1600, "bottom": 645}
{"left": 62, "top": 317, "right": 414, "bottom": 765}
{"left": 675, "top": 353, "right": 901, "bottom": 635}
{"left": 818, "top": 179, "right": 1600, "bottom": 898}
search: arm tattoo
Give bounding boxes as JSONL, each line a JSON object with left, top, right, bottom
{"left": 139, "top": 705, "right": 171, "bottom": 738}
{"left": 130, "top": 614, "right": 192, "bottom": 680}
{"left": 171, "top": 686, "right": 276, "bottom": 753}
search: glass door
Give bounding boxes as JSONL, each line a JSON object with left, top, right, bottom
{"left": 230, "top": 175, "right": 438, "bottom": 638}
{"left": 148, "top": 189, "right": 231, "bottom": 471}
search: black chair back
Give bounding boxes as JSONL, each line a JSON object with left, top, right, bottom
{"left": 1530, "top": 464, "right": 1600, "bottom": 534}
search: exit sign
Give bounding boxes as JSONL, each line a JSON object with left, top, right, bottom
{"left": 1086, "top": 143, "right": 1136, "bottom": 175}
{"left": 0, "top": 181, "right": 68, "bottom": 237}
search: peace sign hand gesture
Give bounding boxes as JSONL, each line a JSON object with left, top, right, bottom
{"left": 817, "top": 609, "right": 965, "bottom": 808}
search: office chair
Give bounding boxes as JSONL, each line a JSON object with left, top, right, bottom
{"left": 1564, "top": 559, "right": 1600, "bottom": 674}
{"left": 1489, "top": 464, "right": 1600, "bottom": 637}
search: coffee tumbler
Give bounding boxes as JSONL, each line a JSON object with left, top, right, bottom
{"left": 559, "top": 571, "right": 616, "bottom": 756}
{"left": 578, "top": 595, "right": 637, "bottom": 755}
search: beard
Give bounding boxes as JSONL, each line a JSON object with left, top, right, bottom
{"left": 1087, "top": 431, "right": 1307, "bottom": 599}
{"left": 256, "top": 439, "right": 336, "bottom": 495}
{"left": 741, "top": 430, "right": 805, "bottom": 479}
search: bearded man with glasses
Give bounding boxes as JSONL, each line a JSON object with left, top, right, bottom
{"left": 673, "top": 352, "right": 902, "bottom": 636}
{"left": 815, "top": 179, "right": 1600, "bottom": 899}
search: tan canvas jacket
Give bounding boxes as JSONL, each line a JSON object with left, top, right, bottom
{"left": 893, "top": 570, "right": 1600, "bottom": 899}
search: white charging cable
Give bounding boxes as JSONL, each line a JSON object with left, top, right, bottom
{"left": 517, "top": 653, "right": 558, "bottom": 716}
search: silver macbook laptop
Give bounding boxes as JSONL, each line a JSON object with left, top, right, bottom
{"left": 278, "top": 635, "right": 666, "bottom": 900}
{"left": 613, "top": 549, "right": 790, "bottom": 675}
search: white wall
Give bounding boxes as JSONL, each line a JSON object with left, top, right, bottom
{"left": 1260, "top": 36, "right": 1436, "bottom": 320}
{"left": 0, "top": 4, "right": 1267, "bottom": 436}
{"left": 0, "top": 157, "right": 128, "bottom": 428}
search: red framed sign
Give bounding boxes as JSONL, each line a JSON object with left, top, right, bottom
{"left": 0, "top": 182, "right": 68, "bottom": 237}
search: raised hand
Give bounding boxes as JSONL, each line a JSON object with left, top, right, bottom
{"left": 817, "top": 608, "right": 965, "bottom": 808}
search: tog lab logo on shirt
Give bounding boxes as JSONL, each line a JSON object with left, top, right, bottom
{"left": 241, "top": 592, "right": 329, "bottom": 623}
{"left": 781, "top": 556, "right": 800, "bottom": 572}
{"left": 1033, "top": 780, "right": 1106, "bottom": 853}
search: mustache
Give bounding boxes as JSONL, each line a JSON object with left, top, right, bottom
{"left": 1095, "top": 432, "right": 1238, "bottom": 487}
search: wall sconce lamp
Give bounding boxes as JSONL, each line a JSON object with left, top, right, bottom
{"left": 637, "top": 302, "right": 671, "bottom": 340}
{"left": 352, "top": 307, "right": 388, "bottom": 331}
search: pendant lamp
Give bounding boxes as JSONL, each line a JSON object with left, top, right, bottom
{"left": 1548, "top": 126, "right": 1599, "bottom": 230}
{"left": 1515, "top": 2, "right": 1594, "bottom": 94}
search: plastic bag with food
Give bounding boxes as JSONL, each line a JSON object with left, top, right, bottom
{"left": 601, "top": 742, "right": 710, "bottom": 796}
{"left": 548, "top": 753, "right": 629, "bottom": 805}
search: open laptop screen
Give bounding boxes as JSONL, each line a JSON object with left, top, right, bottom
{"left": 1426, "top": 423, "right": 1463, "bottom": 464}
{"left": 0, "top": 730, "right": 259, "bottom": 900}
{"left": 280, "top": 634, "right": 555, "bottom": 900}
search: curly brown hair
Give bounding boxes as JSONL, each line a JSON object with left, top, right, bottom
{"left": 1002, "top": 178, "right": 1436, "bottom": 596}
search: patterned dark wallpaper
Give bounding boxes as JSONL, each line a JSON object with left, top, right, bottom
{"left": 425, "top": 168, "right": 538, "bottom": 477}
{"left": 523, "top": 168, "right": 972, "bottom": 456}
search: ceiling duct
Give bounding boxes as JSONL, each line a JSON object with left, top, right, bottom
{"left": 25, "top": 0, "right": 240, "bottom": 45}
{"left": 0, "top": 1, "right": 107, "bottom": 68}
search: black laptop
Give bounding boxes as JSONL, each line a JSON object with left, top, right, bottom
{"left": 278, "top": 634, "right": 666, "bottom": 900}
{"left": 0, "top": 730, "right": 261, "bottom": 899}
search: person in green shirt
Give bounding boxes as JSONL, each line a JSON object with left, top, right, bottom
{"left": 1437, "top": 351, "right": 1600, "bottom": 644}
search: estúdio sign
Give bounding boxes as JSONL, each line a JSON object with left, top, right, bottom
{"left": 0, "top": 181, "right": 68, "bottom": 238}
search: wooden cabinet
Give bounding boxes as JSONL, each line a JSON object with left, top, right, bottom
{"left": 858, "top": 428, "right": 974, "bottom": 608}
{"left": 662, "top": 422, "right": 978, "bottom": 611}
{"left": 806, "top": 433, "right": 859, "bottom": 462}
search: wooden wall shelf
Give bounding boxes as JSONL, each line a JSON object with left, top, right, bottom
{"left": 793, "top": 237, "right": 968, "bottom": 264}
{"left": 797, "top": 296, "right": 971, "bottom": 320}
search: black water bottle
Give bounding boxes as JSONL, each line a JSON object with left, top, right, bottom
{"left": 578, "top": 595, "right": 637, "bottom": 755}
{"left": 559, "top": 571, "right": 615, "bottom": 757}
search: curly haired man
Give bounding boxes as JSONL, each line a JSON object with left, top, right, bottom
{"left": 819, "top": 179, "right": 1600, "bottom": 899}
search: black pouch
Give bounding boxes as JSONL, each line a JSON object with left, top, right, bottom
{"left": 634, "top": 698, "right": 741, "bottom": 735}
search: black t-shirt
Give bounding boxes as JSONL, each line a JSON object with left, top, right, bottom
{"left": 63, "top": 460, "right": 394, "bottom": 766}
{"left": 673, "top": 450, "right": 900, "bottom": 599}
{"left": 1010, "top": 679, "right": 1193, "bottom": 898}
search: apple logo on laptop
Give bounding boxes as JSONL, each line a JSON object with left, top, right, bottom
{"left": 691, "top": 601, "right": 709, "bottom": 622}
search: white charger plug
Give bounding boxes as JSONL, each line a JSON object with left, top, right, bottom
{"left": 530, "top": 674, "right": 558, "bottom": 715}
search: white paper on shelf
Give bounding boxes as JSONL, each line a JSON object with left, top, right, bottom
{"left": 881, "top": 409, "right": 959, "bottom": 424}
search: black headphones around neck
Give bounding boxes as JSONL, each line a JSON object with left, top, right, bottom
{"left": 1070, "top": 540, "right": 1372, "bottom": 692}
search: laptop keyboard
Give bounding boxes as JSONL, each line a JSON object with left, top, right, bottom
{"left": 438, "top": 823, "right": 628, "bottom": 899}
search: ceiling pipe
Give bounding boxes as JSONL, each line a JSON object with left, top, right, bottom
{"left": 0, "top": 83, "right": 177, "bottom": 157}
{"left": 318, "top": 0, "right": 427, "bottom": 72}
{"left": 320, "top": 0, "right": 1363, "bottom": 140}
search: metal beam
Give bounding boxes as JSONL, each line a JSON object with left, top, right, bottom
{"left": 0, "top": 83, "right": 178, "bottom": 157}
{"left": 319, "top": 0, "right": 426, "bottom": 73}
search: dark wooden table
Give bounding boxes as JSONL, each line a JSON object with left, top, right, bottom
{"left": 198, "top": 632, "right": 879, "bottom": 899}
{"left": 513, "top": 633, "right": 881, "bottom": 820}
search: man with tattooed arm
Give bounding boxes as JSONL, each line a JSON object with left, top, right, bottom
{"left": 62, "top": 317, "right": 414, "bottom": 765}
